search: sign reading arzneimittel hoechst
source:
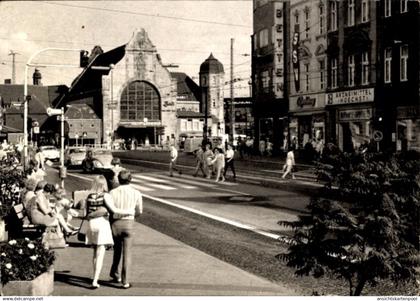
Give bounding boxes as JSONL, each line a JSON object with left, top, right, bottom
{"left": 326, "top": 88, "right": 374, "bottom": 106}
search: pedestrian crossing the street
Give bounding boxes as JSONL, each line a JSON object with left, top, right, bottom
{"left": 130, "top": 173, "right": 237, "bottom": 193}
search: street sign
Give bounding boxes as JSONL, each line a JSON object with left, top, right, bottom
{"left": 373, "top": 130, "right": 383, "bottom": 142}
{"left": 47, "top": 107, "right": 62, "bottom": 116}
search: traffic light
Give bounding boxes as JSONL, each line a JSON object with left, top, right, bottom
{"left": 80, "top": 50, "right": 89, "bottom": 68}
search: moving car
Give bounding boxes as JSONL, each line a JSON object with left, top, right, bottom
{"left": 81, "top": 148, "right": 114, "bottom": 173}
{"left": 64, "top": 147, "right": 86, "bottom": 167}
{"left": 39, "top": 145, "right": 60, "bottom": 162}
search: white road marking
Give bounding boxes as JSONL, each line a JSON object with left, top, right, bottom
{"left": 132, "top": 174, "right": 168, "bottom": 183}
{"left": 142, "top": 183, "right": 176, "bottom": 191}
{"left": 61, "top": 171, "right": 280, "bottom": 240}
{"left": 132, "top": 174, "right": 197, "bottom": 189}
{"left": 131, "top": 183, "right": 155, "bottom": 192}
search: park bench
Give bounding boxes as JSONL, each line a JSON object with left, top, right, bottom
{"left": 11, "top": 203, "right": 45, "bottom": 239}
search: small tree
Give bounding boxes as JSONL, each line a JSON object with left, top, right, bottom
{"left": 278, "top": 147, "right": 420, "bottom": 296}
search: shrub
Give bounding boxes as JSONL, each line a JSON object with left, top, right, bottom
{"left": 0, "top": 238, "right": 55, "bottom": 285}
{"left": 278, "top": 149, "right": 420, "bottom": 296}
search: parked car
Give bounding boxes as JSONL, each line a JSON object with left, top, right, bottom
{"left": 39, "top": 145, "right": 60, "bottom": 162}
{"left": 81, "top": 148, "right": 114, "bottom": 173}
{"left": 64, "top": 147, "right": 87, "bottom": 167}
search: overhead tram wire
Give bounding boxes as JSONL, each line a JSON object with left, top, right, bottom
{"left": 41, "top": 1, "right": 251, "bottom": 29}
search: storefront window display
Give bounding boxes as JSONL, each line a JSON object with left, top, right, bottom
{"left": 289, "top": 118, "right": 298, "bottom": 150}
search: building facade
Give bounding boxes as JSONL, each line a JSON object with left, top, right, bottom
{"left": 289, "top": 0, "right": 328, "bottom": 151}
{"left": 326, "top": 0, "right": 420, "bottom": 152}
{"left": 252, "top": 0, "right": 289, "bottom": 154}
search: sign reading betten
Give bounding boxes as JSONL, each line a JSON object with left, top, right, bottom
{"left": 326, "top": 88, "right": 374, "bottom": 106}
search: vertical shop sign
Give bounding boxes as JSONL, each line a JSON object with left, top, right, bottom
{"left": 292, "top": 27, "right": 300, "bottom": 92}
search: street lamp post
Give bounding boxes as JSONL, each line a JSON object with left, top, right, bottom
{"left": 23, "top": 47, "right": 82, "bottom": 169}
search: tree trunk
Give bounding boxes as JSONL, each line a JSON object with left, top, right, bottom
{"left": 354, "top": 279, "right": 366, "bottom": 296}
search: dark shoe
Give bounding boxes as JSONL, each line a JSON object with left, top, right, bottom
{"left": 178, "top": 170, "right": 182, "bottom": 175}
{"left": 110, "top": 276, "right": 122, "bottom": 283}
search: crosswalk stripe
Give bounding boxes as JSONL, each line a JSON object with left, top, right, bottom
{"left": 152, "top": 174, "right": 217, "bottom": 188}
{"left": 132, "top": 174, "right": 168, "bottom": 183}
{"left": 131, "top": 178, "right": 175, "bottom": 191}
{"left": 131, "top": 183, "right": 155, "bottom": 192}
{"left": 132, "top": 174, "right": 197, "bottom": 189}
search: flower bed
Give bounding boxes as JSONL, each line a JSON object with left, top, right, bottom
{"left": 1, "top": 238, "right": 55, "bottom": 286}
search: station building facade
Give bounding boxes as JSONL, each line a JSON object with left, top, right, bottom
{"left": 59, "top": 29, "right": 225, "bottom": 147}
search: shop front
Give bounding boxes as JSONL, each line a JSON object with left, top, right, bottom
{"left": 396, "top": 105, "right": 420, "bottom": 152}
{"left": 289, "top": 93, "right": 326, "bottom": 150}
{"left": 326, "top": 88, "right": 374, "bottom": 152}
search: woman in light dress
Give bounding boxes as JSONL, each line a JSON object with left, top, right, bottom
{"left": 84, "top": 175, "right": 134, "bottom": 288}
{"left": 281, "top": 147, "right": 296, "bottom": 179}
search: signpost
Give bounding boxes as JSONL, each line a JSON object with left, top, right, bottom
{"left": 47, "top": 107, "right": 66, "bottom": 188}
{"left": 373, "top": 130, "right": 383, "bottom": 152}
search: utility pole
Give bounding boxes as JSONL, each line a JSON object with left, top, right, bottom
{"left": 230, "top": 38, "right": 235, "bottom": 143}
{"left": 8, "top": 50, "right": 19, "bottom": 84}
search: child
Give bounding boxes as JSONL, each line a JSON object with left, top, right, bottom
{"left": 53, "top": 187, "right": 79, "bottom": 231}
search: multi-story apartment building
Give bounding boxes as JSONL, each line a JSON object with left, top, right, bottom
{"left": 252, "top": 0, "right": 289, "bottom": 153}
{"left": 326, "top": 0, "right": 419, "bottom": 152}
{"left": 377, "top": 0, "right": 420, "bottom": 152}
{"left": 325, "top": 0, "right": 378, "bottom": 152}
{"left": 289, "top": 0, "right": 328, "bottom": 151}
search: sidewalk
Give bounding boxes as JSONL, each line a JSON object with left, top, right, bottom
{"left": 53, "top": 222, "right": 297, "bottom": 296}
{"left": 44, "top": 168, "right": 297, "bottom": 296}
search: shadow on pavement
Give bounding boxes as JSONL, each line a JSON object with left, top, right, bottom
{"left": 54, "top": 272, "right": 92, "bottom": 290}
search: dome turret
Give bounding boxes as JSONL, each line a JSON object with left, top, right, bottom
{"left": 199, "top": 53, "right": 224, "bottom": 74}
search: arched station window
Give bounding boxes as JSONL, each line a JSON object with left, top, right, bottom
{"left": 120, "top": 81, "right": 161, "bottom": 121}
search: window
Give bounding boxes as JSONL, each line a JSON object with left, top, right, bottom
{"left": 401, "top": 0, "right": 408, "bottom": 13}
{"left": 259, "top": 28, "right": 269, "bottom": 48}
{"left": 304, "top": 63, "right": 310, "bottom": 91}
{"left": 181, "top": 120, "right": 187, "bottom": 131}
{"left": 348, "top": 55, "right": 355, "bottom": 86}
{"left": 331, "top": 58, "right": 338, "bottom": 88}
{"left": 362, "top": 0, "right": 369, "bottom": 22}
{"left": 120, "top": 81, "right": 161, "bottom": 121}
{"left": 330, "top": 1, "right": 337, "bottom": 31}
{"left": 261, "top": 71, "right": 269, "bottom": 92}
{"left": 294, "top": 11, "right": 299, "bottom": 25}
{"left": 385, "top": 0, "right": 391, "bottom": 17}
{"left": 348, "top": 0, "right": 355, "bottom": 26}
{"left": 361, "top": 51, "right": 370, "bottom": 85}
{"left": 305, "top": 8, "right": 310, "bottom": 39}
{"left": 400, "top": 45, "right": 408, "bottom": 81}
{"left": 384, "top": 48, "right": 392, "bottom": 83}
{"left": 319, "top": 3, "right": 325, "bottom": 34}
{"left": 319, "top": 59, "right": 325, "bottom": 89}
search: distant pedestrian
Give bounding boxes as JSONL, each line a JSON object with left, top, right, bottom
{"left": 259, "top": 139, "right": 266, "bottom": 157}
{"left": 211, "top": 148, "right": 225, "bottom": 183}
{"left": 108, "top": 158, "right": 125, "bottom": 190}
{"left": 266, "top": 139, "right": 273, "bottom": 157}
{"left": 193, "top": 145, "right": 206, "bottom": 177}
{"left": 203, "top": 143, "right": 214, "bottom": 179}
{"left": 223, "top": 144, "right": 236, "bottom": 180}
{"left": 281, "top": 147, "right": 296, "bottom": 180}
{"left": 109, "top": 170, "right": 143, "bottom": 289}
{"left": 34, "top": 148, "right": 45, "bottom": 170}
{"left": 169, "top": 145, "right": 182, "bottom": 177}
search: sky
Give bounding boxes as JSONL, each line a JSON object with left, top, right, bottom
{"left": 0, "top": 0, "right": 253, "bottom": 97}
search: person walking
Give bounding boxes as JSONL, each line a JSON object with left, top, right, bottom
{"left": 109, "top": 170, "right": 143, "bottom": 289}
{"left": 281, "top": 147, "right": 296, "bottom": 179}
{"left": 223, "top": 144, "right": 236, "bottom": 181}
{"left": 34, "top": 148, "right": 45, "bottom": 171}
{"left": 84, "top": 175, "right": 133, "bottom": 289}
{"left": 202, "top": 143, "right": 214, "bottom": 179}
{"left": 193, "top": 145, "right": 206, "bottom": 177}
{"left": 169, "top": 145, "right": 182, "bottom": 177}
{"left": 210, "top": 148, "right": 225, "bottom": 183}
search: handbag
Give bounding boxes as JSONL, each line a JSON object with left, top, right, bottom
{"left": 77, "top": 218, "right": 88, "bottom": 242}
{"left": 43, "top": 225, "right": 66, "bottom": 249}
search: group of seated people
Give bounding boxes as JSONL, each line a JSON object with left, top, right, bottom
{"left": 21, "top": 167, "right": 80, "bottom": 239}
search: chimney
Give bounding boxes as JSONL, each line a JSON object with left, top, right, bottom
{"left": 33, "top": 68, "right": 42, "bottom": 85}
